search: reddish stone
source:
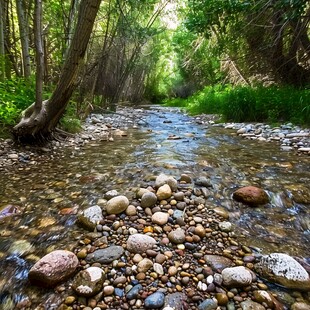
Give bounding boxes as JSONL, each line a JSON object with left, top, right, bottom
{"left": 28, "top": 250, "right": 79, "bottom": 287}
{"left": 233, "top": 186, "right": 269, "bottom": 206}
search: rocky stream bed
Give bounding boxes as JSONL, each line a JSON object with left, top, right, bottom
{"left": 0, "top": 106, "right": 309, "bottom": 310}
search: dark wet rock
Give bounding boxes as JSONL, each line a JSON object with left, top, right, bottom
{"left": 105, "top": 195, "right": 129, "bottom": 214}
{"left": 222, "top": 266, "right": 253, "bottom": 287}
{"left": 198, "top": 298, "right": 218, "bottom": 310}
{"left": 255, "top": 253, "right": 310, "bottom": 290}
{"left": 141, "top": 192, "right": 158, "bottom": 208}
{"left": 127, "top": 234, "right": 157, "bottom": 253}
{"left": 145, "top": 291, "right": 165, "bottom": 309}
{"left": 28, "top": 250, "right": 79, "bottom": 287}
{"left": 86, "top": 246, "right": 124, "bottom": 264}
{"left": 77, "top": 205, "right": 103, "bottom": 231}
{"left": 72, "top": 267, "right": 105, "bottom": 297}
{"left": 233, "top": 186, "right": 269, "bottom": 206}
{"left": 164, "top": 292, "right": 188, "bottom": 309}
{"left": 204, "top": 255, "right": 233, "bottom": 272}
{"left": 126, "top": 284, "right": 143, "bottom": 300}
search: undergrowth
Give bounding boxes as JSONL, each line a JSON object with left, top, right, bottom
{"left": 164, "top": 85, "right": 310, "bottom": 126}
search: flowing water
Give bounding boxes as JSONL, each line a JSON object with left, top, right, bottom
{"left": 0, "top": 106, "right": 309, "bottom": 308}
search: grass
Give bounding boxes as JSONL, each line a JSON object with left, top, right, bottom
{"left": 163, "top": 85, "right": 310, "bottom": 126}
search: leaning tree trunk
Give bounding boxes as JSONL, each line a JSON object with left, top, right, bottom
{"left": 13, "top": 0, "right": 101, "bottom": 142}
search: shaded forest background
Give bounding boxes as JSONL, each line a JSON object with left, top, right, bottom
{"left": 0, "top": 0, "right": 309, "bottom": 137}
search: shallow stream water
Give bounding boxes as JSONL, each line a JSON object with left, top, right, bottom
{"left": 0, "top": 106, "right": 309, "bottom": 308}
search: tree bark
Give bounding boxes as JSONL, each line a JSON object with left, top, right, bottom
{"left": 16, "top": 0, "right": 31, "bottom": 78}
{"left": 34, "top": 0, "right": 44, "bottom": 111}
{"left": 0, "top": 0, "right": 5, "bottom": 81}
{"left": 13, "top": 0, "right": 102, "bottom": 142}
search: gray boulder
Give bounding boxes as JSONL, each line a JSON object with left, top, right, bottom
{"left": 255, "top": 253, "right": 310, "bottom": 290}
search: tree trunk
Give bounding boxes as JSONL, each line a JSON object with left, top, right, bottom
{"left": 13, "top": 0, "right": 101, "bottom": 143}
{"left": 0, "top": 0, "right": 5, "bottom": 81}
{"left": 16, "top": 0, "right": 31, "bottom": 78}
{"left": 34, "top": 0, "right": 44, "bottom": 111}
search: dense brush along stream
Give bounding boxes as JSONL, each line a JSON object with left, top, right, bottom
{"left": 0, "top": 106, "right": 309, "bottom": 309}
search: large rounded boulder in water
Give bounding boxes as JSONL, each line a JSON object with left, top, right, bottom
{"left": 233, "top": 186, "right": 269, "bottom": 206}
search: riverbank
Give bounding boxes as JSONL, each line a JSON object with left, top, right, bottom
{"left": 0, "top": 106, "right": 309, "bottom": 171}
{"left": 22, "top": 173, "right": 310, "bottom": 310}
{"left": 0, "top": 105, "right": 309, "bottom": 310}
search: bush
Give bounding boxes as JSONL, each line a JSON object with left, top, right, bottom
{"left": 0, "top": 78, "right": 36, "bottom": 126}
{"left": 164, "top": 85, "right": 310, "bottom": 126}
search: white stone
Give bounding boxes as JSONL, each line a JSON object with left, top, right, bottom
{"left": 87, "top": 267, "right": 104, "bottom": 281}
{"left": 222, "top": 266, "right": 253, "bottom": 287}
{"left": 206, "top": 275, "right": 214, "bottom": 284}
{"left": 152, "top": 212, "right": 169, "bottom": 225}
{"left": 197, "top": 281, "right": 208, "bottom": 291}
{"left": 153, "top": 263, "right": 164, "bottom": 275}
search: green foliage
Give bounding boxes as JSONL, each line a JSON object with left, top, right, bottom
{"left": 59, "top": 103, "right": 82, "bottom": 133}
{"left": 164, "top": 85, "right": 310, "bottom": 126}
{"left": 59, "top": 116, "right": 82, "bottom": 133}
{"left": 0, "top": 78, "right": 36, "bottom": 125}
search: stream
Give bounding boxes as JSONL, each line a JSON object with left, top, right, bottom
{"left": 0, "top": 106, "right": 309, "bottom": 309}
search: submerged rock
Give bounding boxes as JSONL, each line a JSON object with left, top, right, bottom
{"left": 255, "top": 253, "right": 310, "bottom": 290}
{"left": 28, "top": 250, "right": 79, "bottom": 287}
{"left": 233, "top": 186, "right": 270, "bottom": 206}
